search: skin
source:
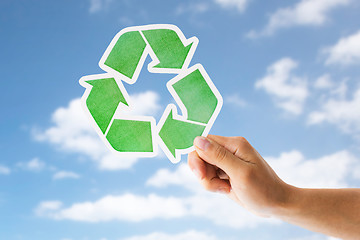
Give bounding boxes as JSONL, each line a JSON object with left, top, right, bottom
{"left": 188, "top": 135, "right": 360, "bottom": 239}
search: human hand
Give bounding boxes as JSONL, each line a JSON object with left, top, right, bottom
{"left": 189, "top": 135, "right": 360, "bottom": 239}
{"left": 188, "top": 135, "right": 292, "bottom": 217}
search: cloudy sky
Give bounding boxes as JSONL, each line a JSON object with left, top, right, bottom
{"left": 1, "top": 0, "right": 360, "bottom": 239}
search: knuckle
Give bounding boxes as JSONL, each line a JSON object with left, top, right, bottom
{"left": 233, "top": 137, "right": 251, "bottom": 158}
{"left": 235, "top": 136, "right": 248, "bottom": 145}
{"left": 214, "top": 145, "right": 228, "bottom": 164}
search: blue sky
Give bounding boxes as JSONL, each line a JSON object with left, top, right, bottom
{"left": 1, "top": 0, "right": 360, "bottom": 239}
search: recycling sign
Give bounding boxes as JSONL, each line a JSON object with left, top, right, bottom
{"left": 79, "top": 24, "right": 223, "bottom": 163}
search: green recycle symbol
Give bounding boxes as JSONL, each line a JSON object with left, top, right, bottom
{"left": 79, "top": 24, "right": 223, "bottom": 163}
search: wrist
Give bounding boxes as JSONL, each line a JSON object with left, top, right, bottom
{"left": 272, "top": 183, "right": 303, "bottom": 219}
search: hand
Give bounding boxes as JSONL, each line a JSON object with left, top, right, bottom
{"left": 189, "top": 135, "right": 360, "bottom": 239}
{"left": 188, "top": 135, "right": 292, "bottom": 217}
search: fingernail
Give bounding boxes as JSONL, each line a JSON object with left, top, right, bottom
{"left": 192, "top": 168, "right": 202, "bottom": 180}
{"left": 194, "top": 136, "right": 210, "bottom": 151}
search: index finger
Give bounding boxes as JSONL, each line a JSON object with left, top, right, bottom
{"left": 207, "top": 135, "right": 256, "bottom": 161}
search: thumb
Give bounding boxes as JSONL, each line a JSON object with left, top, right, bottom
{"left": 193, "top": 136, "right": 241, "bottom": 177}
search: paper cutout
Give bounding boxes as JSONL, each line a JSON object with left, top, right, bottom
{"left": 79, "top": 24, "right": 223, "bottom": 163}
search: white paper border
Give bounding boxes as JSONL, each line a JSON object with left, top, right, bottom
{"left": 80, "top": 25, "right": 222, "bottom": 163}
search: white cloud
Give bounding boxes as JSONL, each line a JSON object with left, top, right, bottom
{"left": 214, "top": 0, "right": 248, "bottom": 12}
{"left": 247, "top": 0, "right": 350, "bottom": 38}
{"left": 324, "top": 30, "right": 360, "bottom": 66}
{"left": 352, "top": 165, "right": 360, "bottom": 180}
{"left": 35, "top": 191, "right": 277, "bottom": 228}
{"left": 121, "top": 230, "right": 218, "bottom": 240}
{"left": 307, "top": 86, "right": 360, "bottom": 135}
{"left": 146, "top": 163, "right": 201, "bottom": 192}
{"left": 89, "top": 0, "right": 101, "bottom": 13}
{"left": 148, "top": 150, "right": 360, "bottom": 225}
{"left": 36, "top": 162, "right": 277, "bottom": 228}
{"left": 0, "top": 165, "right": 10, "bottom": 175}
{"left": 33, "top": 98, "right": 104, "bottom": 159}
{"left": 35, "top": 200, "right": 63, "bottom": 217}
{"left": 186, "top": 191, "right": 279, "bottom": 228}
{"left": 33, "top": 91, "right": 161, "bottom": 170}
{"left": 175, "top": 2, "right": 210, "bottom": 16}
{"left": 89, "top": 0, "right": 113, "bottom": 13}
{"left": 176, "top": 0, "right": 248, "bottom": 15}
{"left": 266, "top": 150, "right": 358, "bottom": 188}
{"left": 35, "top": 194, "right": 187, "bottom": 222}
{"left": 98, "top": 154, "right": 138, "bottom": 171}
{"left": 314, "top": 74, "right": 334, "bottom": 89}
{"left": 141, "top": 163, "right": 277, "bottom": 228}
{"left": 53, "top": 171, "right": 80, "bottom": 180}
{"left": 255, "top": 58, "right": 308, "bottom": 115}
{"left": 17, "top": 158, "right": 45, "bottom": 172}
{"left": 115, "top": 91, "right": 161, "bottom": 117}
{"left": 224, "top": 94, "right": 247, "bottom": 108}
{"left": 119, "top": 16, "right": 134, "bottom": 26}
{"left": 37, "top": 147, "right": 358, "bottom": 228}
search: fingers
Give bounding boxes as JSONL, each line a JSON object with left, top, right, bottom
{"left": 188, "top": 151, "right": 206, "bottom": 180}
{"left": 203, "top": 161, "right": 231, "bottom": 193}
{"left": 193, "top": 136, "right": 245, "bottom": 177}
{"left": 207, "top": 135, "right": 256, "bottom": 161}
{"left": 189, "top": 135, "right": 255, "bottom": 195}
{"left": 188, "top": 151, "right": 230, "bottom": 180}
{"left": 188, "top": 151, "right": 231, "bottom": 193}
{"left": 217, "top": 168, "right": 229, "bottom": 180}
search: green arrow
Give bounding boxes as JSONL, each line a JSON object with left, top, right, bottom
{"left": 85, "top": 77, "right": 128, "bottom": 134}
{"left": 142, "top": 29, "right": 193, "bottom": 69}
{"left": 104, "top": 31, "right": 146, "bottom": 79}
{"left": 159, "top": 108, "right": 205, "bottom": 158}
{"left": 172, "top": 68, "right": 218, "bottom": 124}
{"left": 106, "top": 119, "right": 153, "bottom": 152}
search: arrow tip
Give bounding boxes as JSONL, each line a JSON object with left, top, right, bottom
{"left": 153, "top": 42, "right": 193, "bottom": 69}
{"left": 159, "top": 108, "right": 176, "bottom": 157}
{"left": 159, "top": 106, "right": 206, "bottom": 161}
{"left": 85, "top": 78, "right": 129, "bottom": 107}
{"left": 164, "top": 109, "right": 177, "bottom": 158}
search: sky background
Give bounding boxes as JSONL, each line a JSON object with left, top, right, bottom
{"left": 1, "top": 0, "right": 360, "bottom": 239}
